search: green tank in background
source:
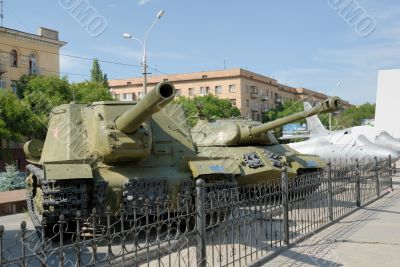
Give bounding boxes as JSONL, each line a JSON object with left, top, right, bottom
{"left": 190, "top": 97, "right": 342, "bottom": 186}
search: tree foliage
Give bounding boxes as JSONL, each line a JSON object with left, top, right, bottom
{"left": 1, "top": 75, "right": 113, "bottom": 142}
{"left": 0, "top": 164, "right": 25, "bottom": 192}
{"left": 71, "top": 82, "right": 113, "bottom": 103}
{"left": 261, "top": 100, "right": 376, "bottom": 135}
{"left": 0, "top": 90, "right": 37, "bottom": 142}
{"left": 174, "top": 95, "right": 241, "bottom": 127}
{"left": 90, "top": 59, "right": 109, "bottom": 87}
{"left": 336, "top": 103, "right": 375, "bottom": 129}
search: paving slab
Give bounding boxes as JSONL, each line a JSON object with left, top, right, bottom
{"left": 266, "top": 176, "right": 400, "bottom": 267}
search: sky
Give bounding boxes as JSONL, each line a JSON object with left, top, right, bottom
{"left": 2, "top": 0, "right": 400, "bottom": 104}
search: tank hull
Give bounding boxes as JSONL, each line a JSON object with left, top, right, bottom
{"left": 196, "top": 144, "right": 326, "bottom": 186}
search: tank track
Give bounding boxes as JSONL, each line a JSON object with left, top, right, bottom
{"left": 41, "top": 180, "right": 90, "bottom": 223}
{"left": 26, "top": 165, "right": 107, "bottom": 233}
{"left": 27, "top": 179, "right": 91, "bottom": 229}
{"left": 122, "top": 177, "right": 193, "bottom": 215}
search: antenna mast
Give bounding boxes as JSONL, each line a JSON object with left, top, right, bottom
{"left": 0, "top": 0, "right": 4, "bottom": 27}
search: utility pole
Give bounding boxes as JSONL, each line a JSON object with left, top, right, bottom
{"left": 1, "top": 0, "right": 4, "bottom": 27}
{"left": 123, "top": 10, "right": 165, "bottom": 96}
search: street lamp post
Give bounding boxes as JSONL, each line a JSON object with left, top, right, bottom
{"left": 123, "top": 10, "right": 165, "bottom": 96}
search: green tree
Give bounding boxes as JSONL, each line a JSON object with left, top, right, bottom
{"left": 262, "top": 100, "right": 340, "bottom": 136}
{"left": 337, "top": 103, "right": 375, "bottom": 128}
{"left": 22, "top": 76, "right": 72, "bottom": 135}
{"left": 0, "top": 90, "right": 37, "bottom": 142}
{"left": 0, "top": 164, "right": 25, "bottom": 192}
{"left": 174, "top": 95, "right": 241, "bottom": 127}
{"left": 70, "top": 81, "right": 113, "bottom": 103}
{"left": 263, "top": 100, "right": 303, "bottom": 124}
{"left": 90, "top": 59, "right": 108, "bottom": 87}
{"left": 15, "top": 74, "right": 34, "bottom": 99}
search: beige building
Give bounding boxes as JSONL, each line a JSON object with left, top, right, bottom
{"left": 109, "top": 68, "right": 351, "bottom": 121}
{"left": 0, "top": 26, "right": 66, "bottom": 92}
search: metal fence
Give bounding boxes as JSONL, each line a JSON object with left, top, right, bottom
{"left": 0, "top": 157, "right": 393, "bottom": 267}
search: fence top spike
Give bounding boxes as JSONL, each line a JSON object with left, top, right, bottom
{"left": 196, "top": 179, "right": 205, "bottom": 187}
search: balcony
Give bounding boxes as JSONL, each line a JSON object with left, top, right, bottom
{"left": 29, "top": 67, "right": 41, "bottom": 75}
{"left": 250, "top": 105, "right": 259, "bottom": 112}
{"left": 0, "top": 80, "right": 7, "bottom": 89}
{"left": 250, "top": 92, "right": 258, "bottom": 99}
{"left": 0, "top": 63, "right": 8, "bottom": 74}
{"left": 261, "top": 95, "right": 269, "bottom": 101}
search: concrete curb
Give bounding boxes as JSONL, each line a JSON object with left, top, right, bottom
{"left": 0, "top": 189, "right": 27, "bottom": 216}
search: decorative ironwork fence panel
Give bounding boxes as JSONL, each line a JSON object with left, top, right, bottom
{"left": 0, "top": 157, "right": 393, "bottom": 267}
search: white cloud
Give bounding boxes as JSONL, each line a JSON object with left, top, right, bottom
{"left": 92, "top": 45, "right": 187, "bottom": 61}
{"left": 138, "top": 0, "right": 152, "bottom": 6}
{"left": 94, "top": 46, "right": 143, "bottom": 61}
{"left": 317, "top": 44, "right": 400, "bottom": 70}
{"left": 59, "top": 51, "right": 92, "bottom": 82}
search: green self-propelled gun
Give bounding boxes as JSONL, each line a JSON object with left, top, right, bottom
{"left": 190, "top": 96, "right": 342, "bottom": 185}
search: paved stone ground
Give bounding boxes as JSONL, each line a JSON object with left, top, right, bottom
{"left": 1, "top": 177, "right": 398, "bottom": 266}
{"left": 265, "top": 176, "right": 400, "bottom": 267}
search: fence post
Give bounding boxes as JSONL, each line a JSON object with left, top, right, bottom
{"left": 0, "top": 225, "right": 3, "bottom": 266}
{"left": 389, "top": 154, "right": 393, "bottom": 190}
{"left": 281, "top": 167, "right": 289, "bottom": 245}
{"left": 375, "top": 156, "right": 380, "bottom": 197}
{"left": 327, "top": 161, "right": 334, "bottom": 221}
{"left": 196, "top": 179, "right": 206, "bottom": 267}
{"left": 355, "top": 159, "right": 361, "bottom": 207}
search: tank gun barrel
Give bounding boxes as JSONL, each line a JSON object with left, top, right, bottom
{"left": 115, "top": 82, "right": 176, "bottom": 133}
{"left": 247, "top": 96, "right": 341, "bottom": 137}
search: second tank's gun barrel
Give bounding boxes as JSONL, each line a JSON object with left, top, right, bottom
{"left": 247, "top": 96, "right": 341, "bottom": 138}
{"left": 115, "top": 82, "right": 176, "bottom": 133}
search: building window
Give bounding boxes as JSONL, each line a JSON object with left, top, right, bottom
{"left": 11, "top": 80, "right": 17, "bottom": 94}
{"left": 250, "top": 86, "right": 258, "bottom": 94}
{"left": 200, "top": 87, "right": 206, "bottom": 95}
{"left": 215, "top": 85, "right": 222, "bottom": 94}
{"left": 230, "top": 99, "right": 237, "bottom": 106}
{"left": 114, "top": 93, "right": 121, "bottom": 100}
{"left": 256, "top": 114, "right": 260, "bottom": 121}
{"left": 122, "top": 93, "right": 133, "bottom": 101}
{"left": 176, "top": 89, "right": 181, "bottom": 96}
{"left": 246, "top": 99, "right": 249, "bottom": 107}
{"left": 10, "top": 50, "right": 18, "bottom": 67}
{"left": 188, "top": 88, "right": 194, "bottom": 96}
{"left": 29, "top": 54, "right": 38, "bottom": 75}
{"left": 251, "top": 102, "right": 259, "bottom": 111}
{"left": 229, "top": 84, "right": 236, "bottom": 93}
{"left": 127, "top": 82, "right": 132, "bottom": 86}
{"left": 138, "top": 92, "right": 144, "bottom": 100}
